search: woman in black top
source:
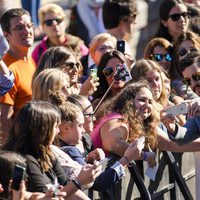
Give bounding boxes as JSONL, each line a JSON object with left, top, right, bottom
{"left": 3, "top": 101, "right": 101, "bottom": 199}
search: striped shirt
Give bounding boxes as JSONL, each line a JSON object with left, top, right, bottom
{"left": 0, "top": 71, "right": 14, "bottom": 96}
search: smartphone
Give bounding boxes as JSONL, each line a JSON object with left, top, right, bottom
{"left": 166, "top": 103, "right": 188, "bottom": 116}
{"left": 11, "top": 165, "right": 26, "bottom": 190}
{"left": 114, "top": 63, "right": 132, "bottom": 83}
{"left": 90, "top": 68, "right": 97, "bottom": 79}
{"left": 117, "top": 40, "right": 126, "bottom": 54}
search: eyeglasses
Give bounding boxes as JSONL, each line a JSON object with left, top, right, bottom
{"left": 43, "top": 18, "right": 63, "bottom": 26}
{"left": 152, "top": 53, "right": 172, "bottom": 62}
{"left": 11, "top": 23, "right": 34, "bottom": 31}
{"left": 62, "top": 62, "right": 80, "bottom": 70}
{"left": 102, "top": 66, "right": 114, "bottom": 77}
{"left": 96, "top": 45, "right": 114, "bottom": 52}
{"left": 169, "top": 12, "right": 190, "bottom": 22}
{"left": 178, "top": 48, "right": 198, "bottom": 57}
{"left": 183, "top": 72, "right": 200, "bottom": 85}
{"left": 83, "top": 113, "right": 94, "bottom": 121}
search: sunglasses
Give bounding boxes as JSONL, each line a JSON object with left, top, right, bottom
{"left": 152, "top": 53, "right": 172, "bottom": 62}
{"left": 183, "top": 72, "right": 200, "bottom": 85}
{"left": 96, "top": 45, "right": 114, "bottom": 52}
{"left": 63, "top": 62, "right": 80, "bottom": 70}
{"left": 43, "top": 18, "right": 63, "bottom": 26}
{"left": 102, "top": 66, "right": 114, "bottom": 77}
{"left": 178, "top": 48, "right": 198, "bottom": 57}
{"left": 169, "top": 12, "right": 190, "bottom": 22}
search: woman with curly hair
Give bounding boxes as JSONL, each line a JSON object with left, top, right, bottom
{"left": 92, "top": 80, "right": 158, "bottom": 160}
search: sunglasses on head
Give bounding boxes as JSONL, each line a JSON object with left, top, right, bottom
{"left": 43, "top": 18, "right": 63, "bottom": 26}
{"left": 178, "top": 48, "right": 198, "bottom": 57}
{"left": 102, "top": 66, "right": 114, "bottom": 77}
{"left": 183, "top": 72, "right": 200, "bottom": 85}
{"left": 169, "top": 12, "right": 189, "bottom": 22}
{"left": 152, "top": 53, "right": 172, "bottom": 62}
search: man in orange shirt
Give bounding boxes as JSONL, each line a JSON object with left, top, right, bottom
{"left": 0, "top": 8, "right": 36, "bottom": 137}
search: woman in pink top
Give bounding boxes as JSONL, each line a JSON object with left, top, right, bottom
{"left": 92, "top": 81, "right": 158, "bottom": 162}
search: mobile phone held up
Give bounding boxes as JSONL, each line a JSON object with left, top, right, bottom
{"left": 90, "top": 68, "right": 97, "bottom": 79}
{"left": 117, "top": 40, "right": 126, "bottom": 54}
{"left": 166, "top": 103, "right": 188, "bottom": 116}
{"left": 11, "top": 165, "right": 26, "bottom": 191}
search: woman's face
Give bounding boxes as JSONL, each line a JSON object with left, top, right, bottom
{"left": 104, "top": 57, "right": 126, "bottom": 90}
{"left": 92, "top": 40, "right": 115, "bottom": 65}
{"left": 82, "top": 99, "right": 95, "bottom": 134}
{"left": 42, "top": 12, "right": 66, "bottom": 38}
{"left": 178, "top": 39, "right": 196, "bottom": 60}
{"left": 62, "top": 55, "right": 80, "bottom": 84}
{"left": 163, "top": 4, "right": 189, "bottom": 38}
{"left": 152, "top": 45, "right": 172, "bottom": 72}
{"left": 134, "top": 87, "right": 154, "bottom": 120}
{"left": 145, "top": 70, "right": 162, "bottom": 101}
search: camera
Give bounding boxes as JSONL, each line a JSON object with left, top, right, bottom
{"left": 114, "top": 63, "right": 132, "bottom": 82}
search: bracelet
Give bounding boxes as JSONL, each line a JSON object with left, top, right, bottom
{"left": 72, "top": 179, "right": 82, "bottom": 190}
{"left": 143, "top": 152, "right": 147, "bottom": 161}
{"left": 123, "top": 156, "right": 130, "bottom": 164}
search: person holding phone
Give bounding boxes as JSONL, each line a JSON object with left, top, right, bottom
{"left": 3, "top": 101, "right": 102, "bottom": 199}
{"left": 92, "top": 50, "right": 132, "bottom": 110}
{"left": 49, "top": 91, "right": 145, "bottom": 192}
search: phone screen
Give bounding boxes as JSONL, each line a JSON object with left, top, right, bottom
{"left": 117, "top": 40, "right": 126, "bottom": 54}
{"left": 11, "top": 165, "right": 26, "bottom": 190}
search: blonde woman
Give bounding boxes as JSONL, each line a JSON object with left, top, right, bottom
{"left": 32, "top": 3, "right": 88, "bottom": 64}
{"left": 32, "top": 68, "right": 70, "bottom": 101}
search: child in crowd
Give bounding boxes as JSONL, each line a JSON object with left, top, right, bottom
{"left": 49, "top": 91, "right": 145, "bottom": 192}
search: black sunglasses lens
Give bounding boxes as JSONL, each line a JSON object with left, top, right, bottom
{"left": 170, "top": 14, "right": 180, "bottom": 21}
{"left": 178, "top": 48, "right": 188, "bottom": 57}
{"left": 45, "top": 19, "right": 53, "bottom": 26}
{"left": 103, "top": 67, "right": 113, "bottom": 76}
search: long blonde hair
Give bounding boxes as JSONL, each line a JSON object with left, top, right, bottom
{"left": 32, "top": 68, "right": 69, "bottom": 101}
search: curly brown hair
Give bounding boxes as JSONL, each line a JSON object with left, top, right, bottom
{"left": 95, "top": 80, "right": 159, "bottom": 150}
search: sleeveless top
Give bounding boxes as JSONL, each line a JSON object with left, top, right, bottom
{"left": 91, "top": 112, "right": 123, "bottom": 149}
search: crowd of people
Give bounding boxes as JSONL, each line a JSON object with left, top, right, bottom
{"left": 0, "top": 0, "right": 200, "bottom": 199}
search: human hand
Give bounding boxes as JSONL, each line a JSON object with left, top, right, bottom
{"left": 188, "top": 100, "right": 200, "bottom": 118}
{"left": 11, "top": 180, "right": 25, "bottom": 200}
{"left": 124, "top": 137, "right": 145, "bottom": 162}
{"left": 30, "top": 186, "right": 66, "bottom": 200}
{"left": 76, "top": 163, "right": 102, "bottom": 187}
{"left": 86, "top": 148, "right": 105, "bottom": 163}
{"left": 79, "top": 75, "right": 99, "bottom": 96}
{"left": 0, "top": 183, "right": 4, "bottom": 193}
{"left": 160, "top": 108, "right": 177, "bottom": 132}
{"left": 145, "top": 151, "right": 156, "bottom": 168}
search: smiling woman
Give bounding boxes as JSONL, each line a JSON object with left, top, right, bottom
{"left": 32, "top": 3, "right": 88, "bottom": 65}
{"left": 155, "top": 0, "right": 189, "bottom": 43}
